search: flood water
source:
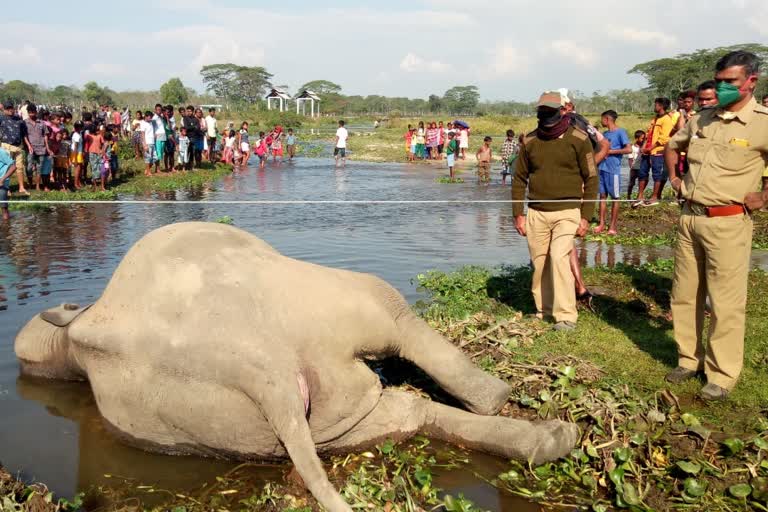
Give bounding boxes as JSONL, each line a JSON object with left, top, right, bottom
{"left": 0, "top": 156, "right": 751, "bottom": 510}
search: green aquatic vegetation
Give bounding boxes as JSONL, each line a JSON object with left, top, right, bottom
{"left": 216, "top": 216, "right": 234, "bottom": 225}
{"left": 436, "top": 177, "right": 465, "bottom": 184}
{"left": 416, "top": 262, "right": 768, "bottom": 511}
{"left": 9, "top": 190, "right": 117, "bottom": 211}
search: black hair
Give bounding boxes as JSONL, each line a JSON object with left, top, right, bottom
{"left": 209, "top": 107, "right": 216, "bottom": 113}
{"left": 654, "top": 97, "right": 671, "bottom": 110}
{"left": 135, "top": 110, "right": 142, "bottom": 116}
{"left": 678, "top": 90, "right": 697, "bottom": 100}
{"left": 483, "top": 136, "right": 492, "bottom": 142}
{"left": 634, "top": 130, "right": 645, "bottom": 138}
{"left": 186, "top": 105, "right": 195, "bottom": 111}
{"left": 144, "top": 111, "right": 152, "bottom": 117}
{"left": 104, "top": 132, "right": 113, "bottom": 142}
{"left": 288, "top": 128, "right": 293, "bottom": 133}
{"left": 339, "top": 120, "right": 345, "bottom": 127}
{"left": 164, "top": 105, "right": 173, "bottom": 112}
{"left": 83, "top": 112, "right": 93, "bottom": 121}
{"left": 27, "top": 104, "right": 38, "bottom": 114}
{"left": 73, "top": 121, "right": 83, "bottom": 130}
{"left": 155, "top": 103, "right": 163, "bottom": 109}
{"left": 715, "top": 50, "right": 761, "bottom": 76}
{"left": 506, "top": 129, "right": 515, "bottom": 137}
{"left": 228, "top": 130, "right": 235, "bottom": 137}
{"left": 697, "top": 80, "right": 717, "bottom": 93}
{"left": 601, "top": 109, "right": 618, "bottom": 120}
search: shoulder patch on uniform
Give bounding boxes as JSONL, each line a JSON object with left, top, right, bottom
{"left": 571, "top": 127, "right": 588, "bottom": 141}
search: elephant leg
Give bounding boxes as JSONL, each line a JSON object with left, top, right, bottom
{"left": 396, "top": 313, "right": 511, "bottom": 416}
{"left": 324, "top": 390, "right": 579, "bottom": 465}
{"left": 240, "top": 373, "right": 352, "bottom": 512}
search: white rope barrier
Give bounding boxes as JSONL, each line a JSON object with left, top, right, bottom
{"left": 4, "top": 199, "right": 680, "bottom": 205}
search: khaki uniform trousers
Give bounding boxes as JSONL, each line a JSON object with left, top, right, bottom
{"left": 671, "top": 208, "right": 752, "bottom": 390}
{"left": 526, "top": 208, "right": 580, "bottom": 323}
{"left": 0, "top": 143, "right": 26, "bottom": 188}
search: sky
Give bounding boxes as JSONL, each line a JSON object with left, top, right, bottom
{"left": 2, "top": 0, "right": 767, "bottom": 103}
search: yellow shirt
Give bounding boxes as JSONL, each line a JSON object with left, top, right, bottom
{"left": 668, "top": 97, "right": 768, "bottom": 206}
{"left": 646, "top": 111, "right": 680, "bottom": 155}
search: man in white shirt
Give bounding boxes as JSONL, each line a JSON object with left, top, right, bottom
{"left": 140, "top": 111, "right": 157, "bottom": 176}
{"left": 334, "top": 120, "right": 349, "bottom": 167}
{"left": 205, "top": 108, "right": 218, "bottom": 163}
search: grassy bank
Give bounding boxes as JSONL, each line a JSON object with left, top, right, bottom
{"left": 585, "top": 201, "right": 768, "bottom": 250}
{"left": 414, "top": 262, "right": 768, "bottom": 511}
{"left": 7, "top": 156, "right": 233, "bottom": 212}
{"left": 5, "top": 261, "right": 768, "bottom": 511}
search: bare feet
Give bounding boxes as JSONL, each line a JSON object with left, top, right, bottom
{"left": 592, "top": 225, "right": 605, "bottom": 234}
{"left": 607, "top": 229, "right": 618, "bottom": 236}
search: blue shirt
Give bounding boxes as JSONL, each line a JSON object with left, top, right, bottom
{"left": 0, "top": 148, "right": 14, "bottom": 188}
{"left": 599, "top": 128, "right": 630, "bottom": 175}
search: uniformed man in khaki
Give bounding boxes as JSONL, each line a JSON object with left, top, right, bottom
{"left": 512, "top": 92, "right": 598, "bottom": 331}
{"left": 664, "top": 50, "right": 768, "bottom": 400}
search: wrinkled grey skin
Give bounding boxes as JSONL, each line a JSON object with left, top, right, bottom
{"left": 15, "top": 222, "right": 579, "bottom": 512}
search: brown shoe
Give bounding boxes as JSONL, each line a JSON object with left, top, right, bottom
{"left": 665, "top": 367, "right": 698, "bottom": 384}
{"left": 700, "top": 383, "right": 729, "bottom": 401}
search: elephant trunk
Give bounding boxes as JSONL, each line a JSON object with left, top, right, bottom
{"left": 14, "top": 314, "right": 84, "bottom": 380}
{"left": 395, "top": 312, "right": 510, "bottom": 416}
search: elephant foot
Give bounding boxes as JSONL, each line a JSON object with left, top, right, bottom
{"left": 528, "top": 420, "right": 580, "bottom": 465}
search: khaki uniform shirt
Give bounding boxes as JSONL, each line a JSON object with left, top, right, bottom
{"left": 668, "top": 97, "right": 768, "bottom": 206}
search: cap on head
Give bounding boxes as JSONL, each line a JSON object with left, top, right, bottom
{"left": 537, "top": 92, "right": 563, "bottom": 110}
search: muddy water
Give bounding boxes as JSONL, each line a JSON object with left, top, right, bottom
{"left": 0, "top": 156, "right": 745, "bottom": 510}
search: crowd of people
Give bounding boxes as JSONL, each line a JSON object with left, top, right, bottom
{"left": 0, "top": 102, "right": 301, "bottom": 219}
{"left": 127, "top": 105, "right": 297, "bottom": 175}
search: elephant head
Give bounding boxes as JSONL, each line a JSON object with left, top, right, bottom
{"left": 14, "top": 303, "right": 89, "bottom": 381}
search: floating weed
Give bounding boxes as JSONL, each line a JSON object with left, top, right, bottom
{"left": 436, "top": 176, "right": 465, "bottom": 184}
{"left": 215, "top": 216, "right": 234, "bottom": 225}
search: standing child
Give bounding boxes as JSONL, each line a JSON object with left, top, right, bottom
{"left": 110, "top": 126, "right": 120, "bottom": 181}
{"left": 69, "top": 122, "right": 84, "bottom": 189}
{"left": 271, "top": 133, "right": 283, "bottom": 163}
{"left": 86, "top": 125, "right": 106, "bottom": 186}
{"left": 95, "top": 132, "right": 112, "bottom": 191}
{"left": 177, "top": 127, "right": 191, "bottom": 171}
{"left": 414, "top": 122, "right": 426, "bottom": 160}
{"left": 446, "top": 132, "right": 459, "bottom": 180}
{"left": 54, "top": 129, "right": 70, "bottom": 190}
{"left": 223, "top": 130, "right": 236, "bottom": 165}
{"left": 459, "top": 127, "right": 469, "bottom": 160}
{"left": 475, "top": 136, "right": 492, "bottom": 183}
{"left": 403, "top": 124, "right": 413, "bottom": 162}
{"left": 499, "top": 129, "right": 519, "bottom": 185}
{"left": 286, "top": 129, "right": 297, "bottom": 161}
{"left": 237, "top": 122, "right": 251, "bottom": 166}
{"left": 627, "top": 130, "right": 645, "bottom": 199}
{"left": 255, "top": 132, "right": 268, "bottom": 169}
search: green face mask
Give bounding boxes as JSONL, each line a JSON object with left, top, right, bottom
{"left": 716, "top": 82, "right": 742, "bottom": 108}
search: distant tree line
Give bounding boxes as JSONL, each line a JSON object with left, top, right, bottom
{"left": 2, "top": 44, "right": 766, "bottom": 116}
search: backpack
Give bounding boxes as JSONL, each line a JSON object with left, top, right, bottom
{"left": 0, "top": 114, "right": 26, "bottom": 146}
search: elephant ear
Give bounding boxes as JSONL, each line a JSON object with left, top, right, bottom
{"left": 40, "top": 303, "right": 92, "bottom": 327}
